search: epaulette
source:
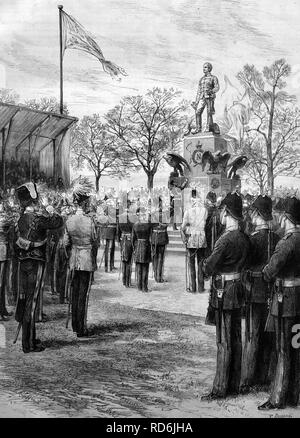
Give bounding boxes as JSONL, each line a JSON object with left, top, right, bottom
{"left": 251, "top": 231, "right": 260, "bottom": 236}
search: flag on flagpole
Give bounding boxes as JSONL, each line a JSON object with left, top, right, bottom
{"left": 61, "top": 9, "right": 127, "bottom": 81}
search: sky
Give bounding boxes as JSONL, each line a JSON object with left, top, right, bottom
{"left": 1, "top": 0, "right": 300, "bottom": 117}
{"left": 0, "top": 0, "right": 300, "bottom": 187}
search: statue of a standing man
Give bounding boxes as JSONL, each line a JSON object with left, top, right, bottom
{"left": 191, "top": 62, "right": 220, "bottom": 133}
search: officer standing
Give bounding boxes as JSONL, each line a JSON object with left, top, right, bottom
{"left": 181, "top": 192, "right": 207, "bottom": 293}
{"left": 14, "top": 183, "right": 63, "bottom": 353}
{"left": 132, "top": 207, "right": 152, "bottom": 293}
{"left": 0, "top": 201, "right": 14, "bottom": 320}
{"left": 118, "top": 201, "right": 134, "bottom": 288}
{"left": 64, "top": 185, "right": 98, "bottom": 338}
{"left": 102, "top": 201, "right": 117, "bottom": 273}
{"left": 152, "top": 200, "right": 169, "bottom": 283}
{"left": 240, "top": 195, "right": 279, "bottom": 393}
{"left": 259, "top": 197, "right": 300, "bottom": 410}
{"left": 202, "top": 192, "right": 250, "bottom": 399}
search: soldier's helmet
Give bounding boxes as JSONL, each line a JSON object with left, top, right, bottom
{"left": 16, "top": 182, "right": 38, "bottom": 208}
{"left": 220, "top": 192, "right": 243, "bottom": 221}
{"left": 283, "top": 197, "right": 300, "bottom": 225}
{"left": 251, "top": 195, "right": 273, "bottom": 222}
{"left": 72, "top": 177, "right": 93, "bottom": 206}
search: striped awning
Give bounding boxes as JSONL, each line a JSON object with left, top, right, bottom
{"left": 0, "top": 102, "right": 78, "bottom": 154}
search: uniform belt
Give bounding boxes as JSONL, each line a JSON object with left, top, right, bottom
{"left": 220, "top": 273, "right": 241, "bottom": 281}
{"left": 276, "top": 278, "right": 300, "bottom": 287}
{"left": 107, "top": 225, "right": 116, "bottom": 228}
{"left": 137, "top": 239, "right": 147, "bottom": 241}
{"left": 73, "top": 245, "right": 93, "bottom": 250}
{"left": 249, "top": 271, "right": 263, "bottom": 278}
{"left": 122, "top": 233, "right": 131, "bottom": 238}
{"left": 153, "top": 230, "right": 166, "bottom": 233}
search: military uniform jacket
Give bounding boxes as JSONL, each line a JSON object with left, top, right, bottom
{"left": 132, "top": 222, "right": 152, "bottom": 264}
{"left": 118, "top": 212, "right": 133, "bottom": 262}
{"left": 263, "top": 229, "right": 300, "bottom": 317}
{"left": 152, "top": 223, "right": 169, "bottom": 247}
{"left": 181, "top": 205, "right": 207, "bottom": 249}
{"left": 0, "top": 214, "right": 13, "bottom": 261}
{"left": 15, "top": 207, "right": 63, "bottom": 262}
{"left": 204, "top": 229, "right": 250, "bottom": 310}
{"left": 245, "top": 228, "right": 279, "bottom": 304}
{"left": 64, "top": 208, "right": 97, "bottom": 272}
{"left": 100, "top": 216, "right": 117, "bottom": 240}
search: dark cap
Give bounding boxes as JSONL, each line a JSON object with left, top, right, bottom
{"left": 220, "top": 192, "right": 243, "bottom": 221}
{"left": 284, "top": 197, "right": 300, "bottom": 224}
{"left": 252, "top": 195, "right": 273, "bottom": 221}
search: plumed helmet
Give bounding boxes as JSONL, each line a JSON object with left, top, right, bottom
{"left": 16, "top": 182, "right": 38, "bottom": 207}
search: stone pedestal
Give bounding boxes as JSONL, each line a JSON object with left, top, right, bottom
{"left": 183, "top": 132, "right": 235, "bottom": 200}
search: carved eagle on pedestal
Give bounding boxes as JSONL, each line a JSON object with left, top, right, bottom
{"left": 164, "top": 152, "right": 191, "bottom": 176}
{"left": 227, "top": 155, "right": 248, "bottom": 178}
{"left": 201, "top": 150, "right": 231, "bottom": 174}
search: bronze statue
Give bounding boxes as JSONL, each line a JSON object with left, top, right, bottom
{"left": 191, "top": 62, "right": 220, "bottom": 134}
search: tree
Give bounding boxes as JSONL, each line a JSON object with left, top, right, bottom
{"left": 71, "top": 114, "right": 136, "bottom": 192}
{"left": 105, "top": 87, "right": 188, "bottom": 190}
{"left": 24, "top": 97, "right": 69, "bottom": 114}
{"left": 0, "top": 88, "right": 19, "bottom": 104}
{"left": 240, "top": 107, "right": 300, "bottom": 193}
{"left": 237, "top": 59, "right": 300, "bottom": 193}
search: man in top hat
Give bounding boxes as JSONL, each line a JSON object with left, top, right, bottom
{"left": 202, "top": 192, "right": 250, "bottom": 399}
{"left": 117, "top": 200, "right": 134, "bottom": 288}
{"left": 240, "top": 195, "right": 279, "bottom": 394}
{"left": 181, "top": 190, "right": 207, "bottom": 293}
{"left": 14, "top": 182, "right": 63, "bottom": 353}
{"left": 258, "top": 197, "right": 300, "bottom": 410}
{"left": 132, "top": 206, "right": 152, "bottom": 293}
{"left": 151, "top": 198, "right": 169, "bottom": 283}
{"left": 64, "top": 185, "right": 98, "bottom": 337}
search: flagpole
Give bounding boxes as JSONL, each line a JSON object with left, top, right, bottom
{"left": 58, "top": 5, "right": 64, "bottom": 114}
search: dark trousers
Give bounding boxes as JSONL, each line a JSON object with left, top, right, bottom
{"left": 71, "top": 270, "right": 92, "bottom": 335}
{"left": 122, "top": 261, "right": 132, "bottom": 287}
{"left": 212, "top": 308, "right": 242, "bottom": 397}
{"left": 18, "top": 260, "right": 44, "bottom": 352}
{"left": 0, "top": 260, "right": 8, "bottom": 316}
{"left": 136, "top": 263, "right": 149, "bottom": 292}
{"left": 268, "top": 316, "right": 300, "bottom": 407}
{"left": 187, "top": 248, "right": 205, "bottom": 292}
{"left": 152, "top": 245, "right": 166, "bottom": 283}
{"left": 104, "top": 239, "right": 115, "bottom": 272}
{"left": 240, "top": 303, "right": 276, "bottom": 389}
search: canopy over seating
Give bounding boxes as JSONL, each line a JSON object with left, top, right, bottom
{"left": 0, "top": 102, "right": 78, "bottom": 187}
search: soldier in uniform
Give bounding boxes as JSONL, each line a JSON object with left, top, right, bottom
{"left": 259, "top": 197, "right": 300, "bottom": 410}
{"left": 0, "top": 201, "right": 14, "bottom": 320}
{"left": 14, "top": 183, "right": 63, "bottom": 353}
{"left": 132, "top": 207, "right": 152, "bottom": 293}
{"left": 181, "top": 192, "right": 207, "bottom": 293}
{"left": 101, "top": 202, "right": 117, "bottom": 273}
{"left": 118, "top": 201, "right": 134, "bottom": 288}
{"left": 64, "top": 185, "right": 98, "bottom": 337}
{"left": 151, "top": 199, "right": 169, "bottom": 283}
{"left": 240, "top": 195, "right": 279, "bottom": 393}
{"left": 201, "top": 192, "right": 250, "bottom": 399}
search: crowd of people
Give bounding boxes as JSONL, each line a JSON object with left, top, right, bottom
{"left": 0, "top": 178, "right": 299, "bottom": 411}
